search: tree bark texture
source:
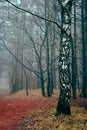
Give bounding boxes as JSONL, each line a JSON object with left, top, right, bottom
{"left": 55, "top": 0, "right": 72, "bottom": 116}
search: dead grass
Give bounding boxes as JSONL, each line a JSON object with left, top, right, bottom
{"left": 15, "top": 89, "right": 87, "bottom": 130}
{"left": 20, "top": 101, "right": 87, "bottom": 130}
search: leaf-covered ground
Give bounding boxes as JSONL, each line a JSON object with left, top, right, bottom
{"left": 20, "top": 96, "right": 87, "bottom": 130}
{"left": 0, "top": 89, "right": 87, "bottom": 130}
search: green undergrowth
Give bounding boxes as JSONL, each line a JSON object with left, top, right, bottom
{"left": 21, "top": 104, "right": 87, "bottom": 130}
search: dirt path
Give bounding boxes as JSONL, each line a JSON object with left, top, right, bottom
{"left": 0, "top": 94, "right": 56, "bottom": 130}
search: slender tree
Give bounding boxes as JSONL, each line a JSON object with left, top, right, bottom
{"left": 71, "top": 0, "right": 77, "bottom": 99}
{"left": 81, "top": 0, "right": 87, "bottom": 98}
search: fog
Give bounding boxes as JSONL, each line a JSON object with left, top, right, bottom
{"left": 0, "top": 72, "right": 10, "bottom": 96}
{"left": 0, "top": 78, "right": 8, "bottom": 89}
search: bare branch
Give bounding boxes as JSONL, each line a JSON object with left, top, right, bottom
{"left": 2, "top": 40, "right": 41, "bottom": 78}
{"left": 5, "top": 0, "right": 62, "bottom": 29}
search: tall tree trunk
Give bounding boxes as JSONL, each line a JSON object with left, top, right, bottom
{"left": 55, "top": 0, "right": 72, "bottom": 116}
{"left": 71, "top": 0, "right": 77, "bottom": 99}
{"left": 81, "top": 0, "right": 87, "bottom": 98}
{"left": 84, "top": 0, "right": 87, "bottom": 96}
{"left": 45, "top": 0, "right": 54, "bottom": 97}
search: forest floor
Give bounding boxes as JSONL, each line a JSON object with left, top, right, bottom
{"left": 0, "top": 89, "right": 87, "bottom": 130}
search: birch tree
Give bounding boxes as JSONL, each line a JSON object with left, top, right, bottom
{"left": 55, "top": 0, "right": 72, "bottom": 116}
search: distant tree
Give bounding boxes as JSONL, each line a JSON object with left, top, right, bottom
{"left": 45, "top": 0, "right": 54, "bottom": 97}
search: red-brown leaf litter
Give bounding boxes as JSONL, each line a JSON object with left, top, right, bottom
{"left": 0, "top": 90, "right": 56, "bottom": 130}
{"left": 0, "top": 89, "right": 87, "bottom": 130}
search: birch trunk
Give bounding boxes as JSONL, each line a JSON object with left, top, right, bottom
{"left": 55, "top": 0, "right": 72, "bottom": 116}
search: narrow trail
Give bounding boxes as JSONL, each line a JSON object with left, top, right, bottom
{"left": 0, "top": 91, "right": 57, "bottom": 130}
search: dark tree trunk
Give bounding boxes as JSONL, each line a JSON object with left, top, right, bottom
{"left": 84, "top": 0, "right": 87, "bottom": 97}
{"left": 45, "top": 0, "right": 53, "bottom": 97}
{"left": 39, "top": 60, "right": 45, "bottom": 96}
{"left": 71, "top": 0, "right": 77, "bottom": 99}
{"left": 40, "top": 73, "right": 45, "bottom": 96}
{"left": 71, "top": 38, "right": 76, "bottom": 99}
{"left": 81, "top": 0, "right": 87, "bottom": 98}
{"left": 23, "top": 69, "right": 29, "bottom": 96}
{"left": 55, "top": 0, "right": 72, "bottom": 116}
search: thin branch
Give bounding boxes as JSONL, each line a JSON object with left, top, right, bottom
{"left": 5, "top": 0, "right": 62, "bottom": 30}
{"left": 2, "top": 40, "right": 41, "bottom": 78}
